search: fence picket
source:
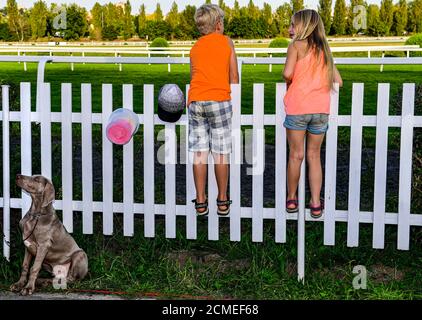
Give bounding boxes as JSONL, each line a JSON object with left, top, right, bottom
{"left": 208, "top": 152, "right": 219, "bottom": 241}
{"left": 102, "top": 84, "right": 113, "bottom": 235}
{"left": 230, "top": 84, "right": 242, "bottom": 241}
{"left": 81, "top": 84, "right": 93, "bottom": 234}
{"left": 397, "top": 83, "right": 415, "bottom": 250}
{"left": 252, "top": 84, "right": 264, "bottom": 242}
{"left": 40, "top": 83, "right": 52, "bottom": 179}
{"left": 2, "top": 85, "right": 10, "bottom": 260}
{"left": 144, "top": 84, "right": 155, "bottom": 237}
{"left": 165, "top": 122, "right": 177, "bottom": 238}
{"left": 275, "top": 83, "right": 287, "bottom": 243}
{"left": 185, "top": 85, "right": 197, "bottom": 240}
{"left": 20, "top": 83, "right": 32, "bottom": 218}
{"left": 347, "top": 83, "right": 364, "bottom": 247}
{"left": 123, "top": 84, "right": 135, "bottom": 236}
{"left": 372, "top": 84, "right": 390, "bottom": 249}
{"left": 61, "top": 83, "right": 73, "bottom": 232}
{"left": 323, "top": 83, "right": 340, "bottom": 245}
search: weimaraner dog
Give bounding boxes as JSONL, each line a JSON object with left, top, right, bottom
{"left": 10, "top": 174, "right": 88, "bottom": 296}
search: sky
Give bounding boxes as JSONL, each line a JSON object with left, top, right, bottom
{"left": 0, "top": 0, "right": 384, "bottom": 15}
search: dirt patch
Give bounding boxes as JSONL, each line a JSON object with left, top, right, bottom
{"left": 166, "top": 250, "right": 250, "bottom": 272}
{"left": 369, "top": 264, "right": 405, "bottom": 284}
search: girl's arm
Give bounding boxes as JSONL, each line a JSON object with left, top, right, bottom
{"left": 283, "top": 42, "right": 298, "bottom": 85}
{"left": 333, "top": 64, "right": 343, "bottom": 87}
{"left": 227, "top": 37, "right": 239, "bottom": 84}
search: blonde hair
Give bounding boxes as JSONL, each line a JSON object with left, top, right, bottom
{"left": 194, "top": 4, "right": 225, "bottom": 35}
{"left": 292, "top": 9, "right": 334, "bottom": 89}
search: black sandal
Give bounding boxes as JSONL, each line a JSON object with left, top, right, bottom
{"left": 192, "top": 198, "right": 209, "bottom": 216}
{"left": 310, "top": 198, "right": 324, "bottom": 218}
{"left": 217, "top": 199, "right": 232, "bottom": 216}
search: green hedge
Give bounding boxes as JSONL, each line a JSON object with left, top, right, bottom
{"left": 405, "top": 33, "right": 422, "bottom": 57}
{"left": 150, "top": 37, "right": 169, "bottom": 48}
{"left": 268, "top": 37, "right": 289, "bottom": 57}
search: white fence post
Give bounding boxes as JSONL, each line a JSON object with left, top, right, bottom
{"left": 275, "top": 83, "right": 287, "bottom": 243}
{"left": 144, "top": 84, "right": 155, "bottom": 237}
{"left": 123, "top": 84, "right": 135, "bottom": 237}
{"left": 40, "top": 83, "right": 52, "bottom": 180}
{"left": 2, "top": 85, "right": 10, "bottom": 261}
{"left": 185, "top": 85, "right": 197, "bottom": 240}
{"left": 81, "top": 84, "right": 93, "bottom": 234}
{"left": 347, "top": 83, "right": 364, "bottom": 247}
{"left": 323, "top": 83, "right": 340, "bottom": 245}
{"left": 230, "top": 84, "right": 242, "bottom": 242}
{"left": 102, "top": 84, "right": 113, "bottom": 235}
{"left": 397, "top": 83, "right": 415, "bottom": 250}
{"left": 165, "top": 121, "right": 177, "bottom": 239}
{"left": 20, "top": 83, "right": 32, "bottom": 218}
{"left": 252, "top": 84, "right": 264, "bottom": 242}
{"left": 297, "top": 139, "right": 306, "bottom": 283}
{"left": 61, "top": 83, "right": 73, "bottom": 232}
{"left": 372, "top": 83, "right": 390, "bottom": 249}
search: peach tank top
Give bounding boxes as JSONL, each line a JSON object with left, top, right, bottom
{"left": 283, "top": 48, "right": 331, "bottom": 115}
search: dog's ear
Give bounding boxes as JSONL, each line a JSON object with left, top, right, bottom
{"left": 42, "top": 181, "right": 55, "bottom": 208}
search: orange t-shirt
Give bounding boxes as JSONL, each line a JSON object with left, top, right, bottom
{"left": 283, "top": 48, "right": 331, "bottom": 115}
{"left": 188, "top": 33, "right": 231, "bottom": 106}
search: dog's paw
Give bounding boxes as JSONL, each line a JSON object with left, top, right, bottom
{"left": 10, "top": 282, "right": 24, "bottom": 292}
{"left": 20, "top": 285, "right": 34, "bottom": 296}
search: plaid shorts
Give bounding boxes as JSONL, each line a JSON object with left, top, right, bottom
{"left": 188, "top": 100, "right": 233, "bottom": 154}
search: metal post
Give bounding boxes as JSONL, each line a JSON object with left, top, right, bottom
{"left": 119, "top": 53, "right": 122, "bottom": 72}
{"left": 168, "top": 55, "right": 171, "bottom": 72}
{"left": 23, "top": 53, "right": 27, "bottom": 71}
{"left": 380, "top": 51, "right": 385, "bottom": 72}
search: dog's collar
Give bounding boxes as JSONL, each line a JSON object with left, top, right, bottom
{"left": 28, "top": 212, "right": 53, "bottom": 218}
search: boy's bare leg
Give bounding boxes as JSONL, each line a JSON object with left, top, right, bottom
{"left": 193, "top": 151, "right": 208, "bottom": 213}
{"left": 213, "top": 153, "right": 229, "bottom": 203}
{"left": 286, "top": 129, "right": 306, "bottom": 208}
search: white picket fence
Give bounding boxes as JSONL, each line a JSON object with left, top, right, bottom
{"left": 1, "top": 80, "right": 421, "bottom": 281}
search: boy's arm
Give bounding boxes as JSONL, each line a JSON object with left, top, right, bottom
{"left": 227, "top": 37, "right": 239, "bottom": 84}
{"left": 333, "top": 64, "right": 343, "bottom": 87}
{"left": 283, "top": 42, "right": 298, "bottom": 84}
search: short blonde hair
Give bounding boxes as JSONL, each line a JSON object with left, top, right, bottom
{"left": 194, "top": 4, "right": 225, "bottom": 35}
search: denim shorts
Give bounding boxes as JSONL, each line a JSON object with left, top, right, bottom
{"left": 283, "top": 114, "right": 329, "bottom": 135}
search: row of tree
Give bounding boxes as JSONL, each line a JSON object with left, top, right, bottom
{"left": 0, "top": 0, "right": 421, "bottom": 41}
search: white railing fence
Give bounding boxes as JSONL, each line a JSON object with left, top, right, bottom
{"left": 1, "top": 81, "right": 421, "bottom": 282}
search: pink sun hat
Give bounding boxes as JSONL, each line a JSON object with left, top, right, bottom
{"left": 106, "top": 108, "right": 140, "bottom": 145}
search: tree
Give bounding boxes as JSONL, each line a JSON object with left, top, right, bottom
{"left": 179, "top": 5, "right": 199, "bottom": 39}
{"left": 232, "top": 0, "right": 241, "bottom": 18}
{"left": 291, "top": 0, "right": 304, "bottom": 13}
{"left": 393, "top": 0, "right": 407, "bottom": 35}
{"left": 408, "top": 0, "right": 422, "bottom": 33}
{"left": 138, "top": 4, "right": 146, "bottom": 37}
{"left": 332, "top": 0, "right": 347, "bottom": 35}
{"left": 90, "top": 2, "right": 103, "bottom": 40}
{"left": 247, "top": 0, "right": 260, "bottom": 19}
{"left": 63, "top": 4, "right": 88, "bottom": 40}
{"left": 122, "top": 0, "right": 134, "bottom": 39}
{"left": 7, "top": 0, "right": 27, "bottom": 41}
{"left": 29, "top": 0, "right": 48, "bottom": 39}
{"left": 154, "top": 3, "right": 163, "bottom": 22}
{"left": 275, "top": 3, "right": 292, "bottom": 37}
{"left": 166, "top": 2, "right": 179, "bottom": 28}
{"left": 380, "top": 0, "right": 394, "bottom": 35}
{"left": 318, "top": 0, "right": 332, "bottom": 35}
{"left": 366, "top": 4, "right": 382, "bottom": 36}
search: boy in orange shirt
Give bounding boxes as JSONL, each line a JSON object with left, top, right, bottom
{"left": 188, "top": 4, "right": 239, "bottom": 216}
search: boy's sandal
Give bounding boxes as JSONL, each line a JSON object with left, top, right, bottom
{"left": 217, "top": 199, "right": 232, "bottom": 216}
{"left": 286, "top": 199, "right": 299, "bottom": 213}
{"left": 192, "top": 198, "right": 209, "bottom": 216}
{"left": 310, "top": 198, "right": 324, "bottom": 218}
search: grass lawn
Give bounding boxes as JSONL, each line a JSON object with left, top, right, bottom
{"left": 0, "top": 57, "right": 421, "bottom": 299}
